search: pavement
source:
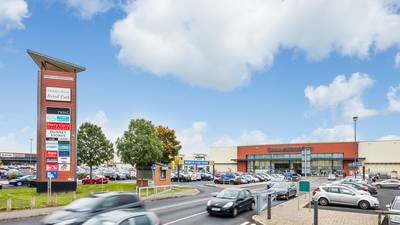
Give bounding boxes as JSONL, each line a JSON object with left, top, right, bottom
{"left": 253, "top": 193, "right": 378, "bottom": 225}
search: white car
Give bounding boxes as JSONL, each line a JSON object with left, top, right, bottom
{"left": 313, "top": 185, "right": 379, "bottom": 209}
{"left": 328, "top": 174, "right": 336, "bottom": 181}
{"left": 372, "top": 179, "right": 400, "bottom": 189}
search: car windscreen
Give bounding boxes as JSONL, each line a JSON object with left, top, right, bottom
{"left": 393, "top": 201, "right": 400, "bottom": 210}
{"left": 64, "top": 196, "right": 101, "bottom": 212}
{"left": 216, "top": 189, "right": 239, "bottom": 199}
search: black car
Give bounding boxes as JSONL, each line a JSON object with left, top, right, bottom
{"left": 341, "top": 182, "right": 378, "bottom": 195}
{"left": 41, "top": 192, "right": 144, "bottom": 225}
{"left": 206, "top": 188, "right": 255, "bottom": 217}
{"left": 9, "top": 175, "right": 35, "bottom": 186}
{"left": 268, "top": 182, "right": 297, "bottom": 200}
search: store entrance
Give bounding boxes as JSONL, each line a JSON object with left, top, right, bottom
{"left": 274, "top": 163, "right": 290, "bottom": 173}
{"left": 293, "top": 163, "right": 302, "bottom": 174}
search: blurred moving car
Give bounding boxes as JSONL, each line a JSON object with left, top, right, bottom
{"left": 83, "top": 209, "right": 162, "bottom": 225}
{"left": 207, "top": 188, "right": 255, "bottom": 217}
{"left": 313, "top": 185, "right": 379, "bottom": 210}
{"left": 328, "top": 174, "right": 336, "bottom": 181}
{"left": 41, "top": 192, "right": 144, "bottom": 225}
{"left": 9, "top": 175, "right": 35, "bottom": 186}
{"left": 373, "top": 179, "right": 400, "bottom": 189}
{"left": 268, "top": 182, "right": 297, "bottom": 200}
{"left": 386, "top": 196, "right": 400, "bottom": 225}
{"left": 82, "top": 176, "right": 109, "bottom": 185}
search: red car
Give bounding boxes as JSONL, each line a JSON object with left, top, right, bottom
{"left": 82, "top": 176, "right": 109, "bottom": 185}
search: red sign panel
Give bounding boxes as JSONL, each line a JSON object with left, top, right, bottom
{"left": 46, "top": 164, "right": 59, "bottom": 172}
{"left": 46, "top": 150, "right": 58, "bottom": 158}
{"left": 46, "top": 122, "right": 70, "bottom": 130}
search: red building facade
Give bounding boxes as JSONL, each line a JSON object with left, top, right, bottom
{"left": 237, "top": 142, "right": 360, "bottom": 176}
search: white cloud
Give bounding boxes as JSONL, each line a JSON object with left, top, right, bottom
{"left": 20, "top": 126, "right": 30, "bottom": 133}
{"left": 305, "top": 73, "right": 377, "bottom": 119}
{"left": 379, "top": 135, "right": 400, "bottom": 141}
{"left": 0, "top": 132, "right": 18, "bottom": 151}
{"left": 213, "top": 130, "right": 281, "bottom": 146}
{"left": 178, "top": 121, "right": 208, "bottom": 154}
{"left": 292, "top": 124, "right": 354, "bottom": 143}
{"left": 387, "top": 85, "right": 400, "bottom": 113}
{"left": 65, "top": 0, "right": 117, "bottom": 19}
{"left": 111, "top": 0, "right": 400, "bottom": 90}
{"left": 0, "top": 0, "right": 29, "bottom": 34}
{"left": 84, "top": 110, "right": 109, "bottom": 127}
{"left": 395, "top": 52, "right": 400, "bottom": 68}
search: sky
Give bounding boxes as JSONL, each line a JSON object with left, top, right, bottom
{"left": 1, "top": 0, "right": 400, "bottom": 154}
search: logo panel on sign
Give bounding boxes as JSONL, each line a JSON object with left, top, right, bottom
{"left": 58, "top": 157, "right": 70, "bottom": 164}
{"left": 46, "top": 164, "right": 59, "bottom": 172}
{"left": 58, "top": 151, "right": 70, "bottom": 157}
{"left": 59, "top": 164, "right": 70, "bottom": 171}
{"left": 46, "top": 122, "right": 70, "bottom": 130}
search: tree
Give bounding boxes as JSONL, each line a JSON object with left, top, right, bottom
{"left": 0, "top": 160, "right": 3, "bottom": 166}
{"left": 116, "top": 119, "right": 163, "bottom": 185}
{"left": 155, "top": 125, "right": 181, "bottom": 164}
{"left": 77, "top": 122, "right": 114, "bottom": 179}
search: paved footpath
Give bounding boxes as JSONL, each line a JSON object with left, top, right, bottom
{"left": 253, "top": 193, "right": 378, "bottom": 225}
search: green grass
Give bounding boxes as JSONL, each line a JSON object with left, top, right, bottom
{"left": 0, "top": 183, "right": 193, "bottom": 211}
{"left": 0, "top": 182, "right": 136, "bottom": 211}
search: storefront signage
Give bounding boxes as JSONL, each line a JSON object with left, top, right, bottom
{"left": 46, "top": 114, "right": 70, "bottom": 123}
{"left": 46, "top": 150, "right": 58, "bottom": 158}
{"left": 46, "top": 130, "right": 70, "bottom": 140}
{"left": 268, "top": 147, "right": 311, "bottom": 152}
{"left": 183, "top": 160, "right": 210, "bottom": 165}
{"left": 46, "top": 122, "right": 70, "bottom": 130}
{"left": 0, "top": 152, "right": 25, "bottom": 158}
{"left": 46, "top": 87, "right": 71, "bottom": 102}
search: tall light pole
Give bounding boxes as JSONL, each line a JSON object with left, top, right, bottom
{"left": 353, "top": 116, "right": 358, "bottom": 178}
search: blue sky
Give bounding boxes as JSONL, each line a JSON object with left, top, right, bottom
{"left": 1, "top": 0, "right": 400, "bottom": 154}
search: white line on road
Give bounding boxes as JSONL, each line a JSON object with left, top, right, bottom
{"left": 240, "top": 222, "right": 250, "bottom": 225}
{"left": 148, "top": 197, "right": 209, "bottom": 212}
{"left": 163, "top": 211, "right": 207, "bottom": 225}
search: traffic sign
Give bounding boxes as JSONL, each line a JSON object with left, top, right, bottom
{"left": 299, "top": 180, "right": 310, "bottom": 192}
{"left": 151, "top": 164, "right": 156, "bottom": 172}
{"left": 46, "top": 171, "right": 58, "bottom": 179}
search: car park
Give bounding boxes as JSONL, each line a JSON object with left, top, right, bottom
{"left": 207, "top": 188, "right": 255, "bottom": 217}
{"left": 313, "top": 185, "right": 379, "bottom": 209}
{"left": 268, "top": 182, "right": 297, "bottom": 200}
{"left": 41, "top": 192, "right": 144, "bottom": 225}
{"left": 386, "top": 196, "right": 400, "bottom": 225}
{"left": 373, "top": 179, "right": 400, "bottom": 189}
{"left": 83, "top": 209, "right": 162, "bottom": 225}
{"left": 9, "top": 175, "right": 35, "bottom": 186}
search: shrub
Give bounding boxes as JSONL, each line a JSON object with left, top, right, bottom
{"left": 8, "top": 173, "right": 17, "bottom": 179}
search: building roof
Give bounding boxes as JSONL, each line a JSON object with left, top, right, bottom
{"left": 27, "top": 49, "right": 86, "bottom": 73}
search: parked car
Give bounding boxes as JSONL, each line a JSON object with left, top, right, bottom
{"left": 0, "top": 183, "right": 2, "bottom": 189}
{"left": 200, "top": 173, "right": 213, "bottom": 181}
{"left": 244, "top": 175, "right": 259, "bottom": 183}
{"left": 268, "top": 182, "right": 297, "bottom": 200}
{"left": 341, "top": 182, "right": 378, "bottom": 195}
{"left": 207, "top": 188, "right": 255, "bottom": 217}
{"left": 83, "top": 209, "right": 162, "bottom": 225}
{"left": 9, "top": 175, "right": 35, "bottom": 186}
{"left": 82, "top": 176, "right": 109, "bottom": 185}
{"left": 41, "top": 192, "right": 144, "bottom": 225}
{"left": 373, "top": 179, "right": 400, "bottom": 189}
{"left": 313, "top": 185, "right": 379, "bottom": 209}
{"left": 386, "top": 196, "right": 400, "bottom": 225}
{"left": 214, "top": 173, "right": 240, "bottom": 185}
{"left": 342, "top": 176, "right": 367, "bottom": 185}
{"left": 328, "top": 174, "right": 336, "bottom": 181}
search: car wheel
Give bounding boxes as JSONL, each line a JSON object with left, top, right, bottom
{"left": 17, "top": 182, "right": 22, "bottom": 186}
{"left": 359, "top": 200, "right": 370, "bottom": 210}
{"left": 250, "top": 201, "right": 255, "bottom": 211}
{"left": 376, "top": 184, "right": 382, "bottom": 189}
{"left": 232, "top": 207, "right": 238, "bottom": 217}
{"left": 318, "top": 197, "right": 329, "bottom": 206}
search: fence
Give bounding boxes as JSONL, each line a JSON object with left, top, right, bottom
{"left": 136, "top": 184, "right": 177, "bottom": 198}
{"left": 376, "top": 210, "right": 400, "bottom": 225}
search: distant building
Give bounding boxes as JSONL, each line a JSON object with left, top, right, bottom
{"left": 0, "top": 152, "right": 36, "bottom": 165}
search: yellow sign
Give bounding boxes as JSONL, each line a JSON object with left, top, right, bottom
{"left": 210, "top": 160, "right": 214, "bottom": 166}
{"left": 179, "top": 158, "right": 184, "bottom": 165}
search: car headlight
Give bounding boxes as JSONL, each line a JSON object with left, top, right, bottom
{"left": 223, "top": 202, "right": 234, "bottom": 208}
{"left": 207, "top": 200, "right": 211, "bottom": 206}
{"left": 55, "top": 218, "right": 77, "bottom": 225}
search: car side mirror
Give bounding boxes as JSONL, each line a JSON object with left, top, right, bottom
{"left": 386, "top": 204, "right": 391, "bottom": 209}
{"left": 211, "top": 192, "right": 218, "bottom": 197}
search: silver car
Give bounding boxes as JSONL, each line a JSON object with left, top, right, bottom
{"left": 373, "top": 179, "right": 400, "bottom": 189}
{"left": 387, "top": 196, "right": 400, "bottom": 225}
{"left": 313, "top": 185, "right": 379, "bottom": 209}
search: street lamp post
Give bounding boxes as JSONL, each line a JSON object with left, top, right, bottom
{"left": 353, "top": 116, "right": 358, "bottom": 178}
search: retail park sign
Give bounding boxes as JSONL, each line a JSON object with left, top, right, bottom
{"left": 46, "top": 87, "right": 71, "bottom": 102}
{"left": 268, "top": 147, "right": 311, "bottom": 152}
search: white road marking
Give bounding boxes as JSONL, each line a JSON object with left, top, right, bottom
{"left": 240, "top": 222, "right": 250, "bottom": 225}
{"left": 163, "top": 211, "right": 207, "bottom": 225}
{"left": 148, "top": 197, "right": 209, "bottom": 211}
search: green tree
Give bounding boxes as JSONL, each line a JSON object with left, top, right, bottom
{"left": 0, "top": 160, "right": 3, "bottom": 166}
{"left": 155, "top": 125, "right": 181, "bottom": 164}
{"left": 77, "top": 122, "right": 114, "bottom": 179}
{"left": 116, "top": 119, "right": 163, "bottom": 185}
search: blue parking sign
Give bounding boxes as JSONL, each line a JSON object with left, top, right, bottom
{"left": 151, "top": 164, "right": 156, "bottom": 172}
{"left": 46, "top": 171, "right": 58, "bottom": 179}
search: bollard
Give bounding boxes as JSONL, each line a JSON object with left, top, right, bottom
{"left": 6, "top": 197, "right": 11, "bottom": 211}
{"left": 313, "top": 200, "right": 318, "bottom": 225}
{"left": 256, "top": 195, "right": 260, "bottom": 214}
{"left": 267, "top": 194, "right": 272, "bottom": 220}
{"left": 72, "top": 191, "right": 77, "bottom": 200}
{"left": 54, "top": 193, "right": 58, "bottom": 206}
{"left": 31, "top": 196, "right": 36, "bottom": 209}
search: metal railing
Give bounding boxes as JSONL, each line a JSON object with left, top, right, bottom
{"left": 254, "top": 190, "right": 276, "bottom": 215}
{"left": 136, "top": 184, "right": 178, "bottom": 198}
{"left": 376, "top": 210, "right": 400, "bottom": 225}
